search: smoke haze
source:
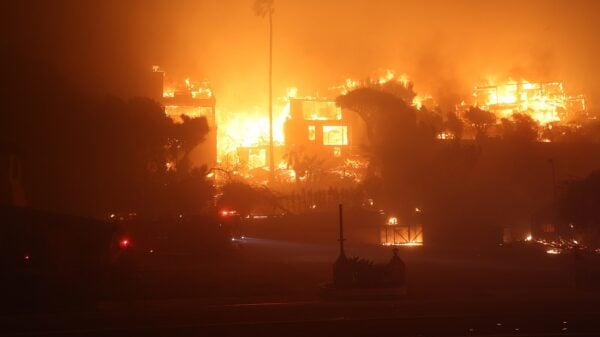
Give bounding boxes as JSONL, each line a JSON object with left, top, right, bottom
{"left": 3, "top": 0, "right": 600, "bottom": 107}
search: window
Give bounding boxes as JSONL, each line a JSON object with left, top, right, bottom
{"left": 302, "top": 101, "right": 342, "bottom": 120}
{"left": 308, "top": 125, "right": 316, "bottom": 141}
{"left": 322, "top": 126, "right": 348, "bottom": 146}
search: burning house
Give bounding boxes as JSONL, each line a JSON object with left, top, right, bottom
{"left": 284, "top": 98, "right": 368, "bottom": 160}
{"left": 474, "top": 80, "right": 587, "bottom": 125}
{"left": 151, "top": 67, "right": 218, "bottom": 167}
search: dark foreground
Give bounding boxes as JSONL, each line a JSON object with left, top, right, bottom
{"left": 3, "top": 235, "right": 600, "bottom": 336}
{"left": 1, "top": 292, "right": 600, "bottom": 337}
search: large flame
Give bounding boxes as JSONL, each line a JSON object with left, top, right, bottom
{"left": 335, "top": 69, "right": 431, "bottom": 109}
{"left": 159, "top": 69, "right": 586, "bottom": 174}
{"left": 162, "top": 75, "right": 295, "bottom": 165}
{"left": 474, "top": 79, "right": 584, "bottom": 125}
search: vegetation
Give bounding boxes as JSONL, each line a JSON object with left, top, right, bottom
{"left": 0, "top": 58, "right": 213, "bottom": 218}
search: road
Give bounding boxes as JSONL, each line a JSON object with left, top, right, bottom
{"left": 2, "top": 290, "right": 600, "bottom": 337}
{"left": 2, "top": 237, "right": 599, "bottom": 336}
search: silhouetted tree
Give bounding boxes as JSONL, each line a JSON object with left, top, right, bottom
{"left": 0, "top": 56, "right": 213, "bottom": 217}
{"left": 217, "top": 181, "right": 276, "bottom": 217}
{"left": 500, "top": 113, "right": 539, "bottom": 143}
{"left": 169, "top": 115, "right": 210, "bottom": 171}
{"left": 444, "top": 111, "right": 464, "bottom": 141}
{"left": 464, "top": 106, "right": 496, "bottom": 140}
{"left": 336, "top": 88, "right": 433, "bottom": 217}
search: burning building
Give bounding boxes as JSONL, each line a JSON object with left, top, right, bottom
{"left": 285, "top": 98, "right": 359, "bottom": 158}
{"left": 151, "top": 67, "right": 218, "bottom": 168}
{"left": 474, "top": 80, "right": 587, "bottom": 125}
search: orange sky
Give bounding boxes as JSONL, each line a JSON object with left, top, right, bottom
{"left": 5, "top": 0, "right": 600, "bottom": 109}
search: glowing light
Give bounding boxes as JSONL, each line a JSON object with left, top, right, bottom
{"left": 165, "top": 161, "right": 175, "bottom": 171}
{"left": 220, "top": 210, "right": 238, "bottom": 217}
{"left": 382, "top": 242, "right": 423, "bottom": 247}
{"left": 388, "top": 217, "right": 398, "bottom": 225}
{"left": 119, "top": 238, "right": 131, "bottom": 249}
{"left": 525, "top": 235, "right": 533, "bottom": 241}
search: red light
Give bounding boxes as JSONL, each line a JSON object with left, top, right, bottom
{"left": 220, "top": 210, "right": 238, "bottom": 217}
{"left": 24, "top": 255, "right": 30, "bottom": 261}
{"left": 119, "top": 238, "right": 131, "bottom": 249}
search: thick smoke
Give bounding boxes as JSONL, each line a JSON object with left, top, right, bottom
{"left": 3, "top": 0, "right": 600, "bottom": 107}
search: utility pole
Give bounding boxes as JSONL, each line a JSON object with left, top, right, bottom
{"left": 253, "top": 0, "right": 275, "bottom": 182}
{"left": 268, "top": 7, "right": 275, "bottom": 181}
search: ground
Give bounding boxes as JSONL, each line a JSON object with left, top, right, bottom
{"left": 2, "top": 235, "right": 600, "bottom": 336}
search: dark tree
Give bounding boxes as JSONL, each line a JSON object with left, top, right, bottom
{"left": 500, "top": 113, "right": 539, "bottom": 143}
{"left": 444, "top": 111, "right": 464, "bottom": 141}
{"left": 336, "top": 87, "right": 433, "bottom": 217}
{"left": 216, "top": 181, "right": 276, "bottom": 217}
{"left": 464, "top": 106, "right": 496, "bottom": 140}
{"left": 0, "top": 57, "right": 213, "bottom": 218}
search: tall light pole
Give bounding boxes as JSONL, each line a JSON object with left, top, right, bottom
{"left": 254, "top": 0, "right": 275, "bottom": 181}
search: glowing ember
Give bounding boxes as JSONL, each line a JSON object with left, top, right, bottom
{"left": 382, "top": 242, "right": 423, "bottom": 247}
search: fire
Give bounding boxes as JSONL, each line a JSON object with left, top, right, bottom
{"left": 474, "top": 79, "right": 585, "bottom": 125}
{"left": 163, "top": 78, "right": 212, "bottom": 99}
{"left": 336, "top": 69, "right": 431, "bottom": 110}
{"left": 157, "top": 66, "right": 588, "bottom": 179}
{"left": 217, "top": 87, "right": 295, "bottom": 164}
{"left": 159, "top": 72, "right": 295, "bottom": 168}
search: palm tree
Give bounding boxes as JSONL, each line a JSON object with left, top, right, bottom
{"left": 253, "top": 0, "right": 275, "bottom": 180}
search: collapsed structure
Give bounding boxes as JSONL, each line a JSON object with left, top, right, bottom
{"left": 474, "top": 80, "right": 587, "bottom": 125}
